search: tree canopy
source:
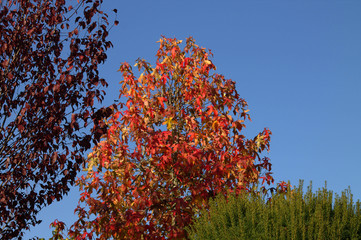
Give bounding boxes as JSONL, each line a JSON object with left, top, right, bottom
{"left": 57, "top": 37, "right": 282, "bottom": 239}
{"left": 0, "top": 0, "right": 117, "bottom": 238}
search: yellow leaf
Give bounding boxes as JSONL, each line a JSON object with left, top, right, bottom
{"left": 212, "top": 120, "right": 219, "bottom": 131}
{"left": 144, "top": 117, "right": 150, "bottom": 125}
{"left": 163, "top": 117, "right": 177, "bottom": 130}
{"left": 161, "top": 56, "right": 169, "bottom": 65}
{"left": 87, "top": 152, "right": 94, "bottom": 159}
{"left": 138, "top": 73, "right": 144, "bottom": 83}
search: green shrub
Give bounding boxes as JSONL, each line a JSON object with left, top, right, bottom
{"left": 186, "top": 180, "right": 361, "bottom": 240}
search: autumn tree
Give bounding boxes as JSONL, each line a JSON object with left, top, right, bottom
{"left": 64, "top": 37, "right": 281, "bottom": 239}
{"left": 0, "top": 0, "right": 117, "bottom": 238}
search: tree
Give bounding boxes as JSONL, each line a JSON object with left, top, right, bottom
{"left": 65, "top": 37, "right": 280, "bottom": 239}
{"left": 0, "top": 0, "right": 117, "bottom": 238}
{"left": 186, "top": 180, "right": 361, "bottom": 240}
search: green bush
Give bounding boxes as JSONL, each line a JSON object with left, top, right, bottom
{"left": 186, "top": 180, "right": 361, "bottom": 240}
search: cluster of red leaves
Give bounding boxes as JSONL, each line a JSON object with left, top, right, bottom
{"left": 67, "top": 37, "right": 280, "bottom": 239}
{"left": 0, "top": 0, "right": 117, "bottom": 238}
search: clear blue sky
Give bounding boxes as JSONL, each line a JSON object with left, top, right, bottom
{"left": 25, "top": 1, "right": 361, "bottom": 238}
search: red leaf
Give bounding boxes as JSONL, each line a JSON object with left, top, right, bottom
{"left": 51, "top": 152, "right": 58, "bottom": 165}
{"left": 171, "top": 47, "right": 177, "bottom": 58}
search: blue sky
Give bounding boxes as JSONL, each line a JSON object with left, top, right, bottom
{"left": 25, "top": 1, "right": 361, "bottom": 238}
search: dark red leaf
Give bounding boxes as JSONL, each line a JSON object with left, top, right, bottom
{"left": 0, "top": 0, "right": 114, "bottom": 237}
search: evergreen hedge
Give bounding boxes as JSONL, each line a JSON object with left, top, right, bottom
{"left": 186, "top": 180, "right": 361, "bottom": 240}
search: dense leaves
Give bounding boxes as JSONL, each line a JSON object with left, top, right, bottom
{"left": 0, "top": 0, "right": 116, "bottom": 238}
{"left": 187, "top": 181, "right": 361, "bottom": 240}
{"left": 64, "top": 37, "right": 282, "bottom": 239}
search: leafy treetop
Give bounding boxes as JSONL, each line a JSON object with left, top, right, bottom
{"left": 58, "top": 37, "right": 283, "bottom": 239}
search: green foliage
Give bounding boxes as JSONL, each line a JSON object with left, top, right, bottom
{"left": 186, "top": 180, "right": 361, "bottom": 240}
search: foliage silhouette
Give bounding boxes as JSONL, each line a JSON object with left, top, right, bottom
{"left": 0, "top": 0, "right": 117, "bottom": 238}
